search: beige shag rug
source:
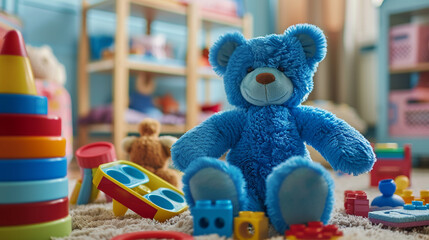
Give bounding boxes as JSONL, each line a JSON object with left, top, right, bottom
{"left": 58, "top": 169, "right": 429, "bottom": 240}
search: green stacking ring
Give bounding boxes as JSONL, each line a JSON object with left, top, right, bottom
{"left": 0, "top": 215, "right": 71, "bottom": 240}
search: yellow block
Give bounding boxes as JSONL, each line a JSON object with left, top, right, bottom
{"left": 0, "top": 56, "right": 36, "bottom": 95}
{"left": 402, "top": 189, "right": 415, "bottom": 204}
{"left": 234, "top": 211, "right": 268, "bottom": 240}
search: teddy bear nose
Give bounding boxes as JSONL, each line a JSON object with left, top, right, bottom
{"left": 256, "top": 73, "right": 275, "bottom": 85}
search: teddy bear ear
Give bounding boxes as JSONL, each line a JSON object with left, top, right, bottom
{"left": 284, "top": 24, "right": 327, "bottom": 69}
{"left": 209, "top": 32, "right": 246, "bottom": 76}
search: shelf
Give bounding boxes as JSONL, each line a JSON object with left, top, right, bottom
{"left": 85, "top": 0, "right": 245, "bottom": 28}
{"left": 390, "top": 62, "right": 429, "bottom": 74}
{"left": 88, "top": 58, "right": 221, "bottom": 79}
{"left": 201, "top": 11, "right": 245, "bottom": 28}
{"left": 88, "top": 123, "right": 186, "bottom": 134}
{"left": 87, "top": 58, "right": 186, "bottom": 76}
{"left": 198, "top": 66, "right": 219, "bottom": 79}
{"left": 86, "top": 0, "right": 187, "bottom": 24}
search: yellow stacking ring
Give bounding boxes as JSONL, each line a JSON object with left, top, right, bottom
{"left": 0, "top": 136, "right": 66, "bottom": 158}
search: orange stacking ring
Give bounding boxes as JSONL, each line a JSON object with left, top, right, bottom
{"left": 0, "top": 136, "right": 65, "bottom": 158}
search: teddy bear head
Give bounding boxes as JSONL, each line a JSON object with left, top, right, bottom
{"left": 209, "top": 24, "right": 327, "bottom": 108}
{"left": 27, "top": 45, "right": 66, "bottom": 85}
{"left": 138, "top": 118, "right": 161, "bottom": 137}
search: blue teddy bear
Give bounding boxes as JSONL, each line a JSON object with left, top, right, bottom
{"left": 172, "top": 24, "right": 376, "bottom": 233}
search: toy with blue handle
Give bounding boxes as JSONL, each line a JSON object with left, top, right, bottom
{"left": 371, "top": 179, "right": 405, "bottom": 211}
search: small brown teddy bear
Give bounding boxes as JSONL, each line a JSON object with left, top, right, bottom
{"left": 121, "top": 118, "right": 179, "bottom": 187}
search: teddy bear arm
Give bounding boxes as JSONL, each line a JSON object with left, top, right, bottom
{"left": 293, "top": 106, "right": 376, "bottom": 175}
{"left": 171, "top": 110, "right": 245, "bottom": 171}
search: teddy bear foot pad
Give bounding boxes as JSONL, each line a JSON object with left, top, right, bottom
{"left": 185, "top": 157, "right": 247, "bottom": 216}
{"left": 266, "top": 157, "right": 335, "bottom": 233}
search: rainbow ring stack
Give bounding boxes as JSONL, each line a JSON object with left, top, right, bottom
{"left": 0, "top": 30, "right": 71, "bottom": 240}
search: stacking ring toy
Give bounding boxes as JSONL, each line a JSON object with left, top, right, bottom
{"left": 0, "top": 177, "right": 68, "bottom": 204}
{"left": 0, "top": 136, "right": 65, "bottom": 158}
{"left": 0, "top": 94, "right": 47, "bottom": 115}
{"left": 0, "top": 215, "right": 71, "bottom": 240}
{"left": 0, "top": 114, "right": 61, "bottom": 136}
{"left": 0, "top": 197, "right": 69, "bottom": 226}
{"left": 111, "top": 231, "right": 194, "bottom": 240}
{"left": 0, "top": 157, "right": 67, "bottom": 181}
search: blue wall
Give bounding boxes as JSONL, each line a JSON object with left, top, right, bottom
{"left": 1, "top": 0, "right": 274, "bottom": 133}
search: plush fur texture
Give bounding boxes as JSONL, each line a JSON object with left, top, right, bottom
{"left": 122, "top": 118, "right": 179, "bottom": 187}
{"left": 266, "top": 157, "right": 335, "bottom": 233}
{"left": 172, "top": 24, "right": 376, "bottom": 232}
{"left": 182, "top": 157, "right": 248, "bottom": 216}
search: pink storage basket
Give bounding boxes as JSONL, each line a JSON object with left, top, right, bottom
{"left": 389, "top": 24, "right": 429, "bottom": 67}
{"left": 389, "top": 88, "right": 429, "bottom": 136}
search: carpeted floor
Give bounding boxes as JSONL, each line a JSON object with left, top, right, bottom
{"left": 58, "top": 168, "right": 429, "bottom": 240}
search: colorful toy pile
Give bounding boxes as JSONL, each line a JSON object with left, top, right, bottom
{"left": 394, "top": 175, "right": 429, "bottom": 204}
{"left": 0, "top": 30, "right": 71, "bottom": 239}
{"left": 370, "top": 143, "right": 411, "bottom": 187}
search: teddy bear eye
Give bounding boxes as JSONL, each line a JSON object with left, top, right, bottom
{"left": 247, "top": 67, "right": 254, "bottom": 73}
{"left": 277, "top": 66, "right": 285, "bottom": 72}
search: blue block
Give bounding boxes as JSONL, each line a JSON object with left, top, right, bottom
{"left": 191, "top": 200, "right": 233, "bottom": 237}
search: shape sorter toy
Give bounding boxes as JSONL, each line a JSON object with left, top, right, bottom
{"left": 285, "top": 221, "right": 343, "bottom": 240}
{"left": 369, "top": 200, "right": 429, "bottom": 228}
{"left": 70, "top": 142, "right": 116, "bottom": 205}
{"left": 370, "top": 143, "right": 411, "bottom": 187}
{"left": 234, "top": 211, "right": 268, "bottom": 240}
{"left": 0, "top": 30, "right": 71, "bottom": 240}
{"left": 191, "top": 200, "right": 233, "bottom": 237}
{"left": 93, "top": 160, "right": 188, "bottom": 221}
{"left": 344, "top": 190, "right": 370, "bottom": 218}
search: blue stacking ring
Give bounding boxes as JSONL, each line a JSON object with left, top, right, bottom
{"left": 0, "top": 94, "right": 47, "bottom": 115}
{"left": 0, "top": 157, "right": 67, "bottom": 181}
{"left": 0, "top": 177, "right": 68, "bottom": 204}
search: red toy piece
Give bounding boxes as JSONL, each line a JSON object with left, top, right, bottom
{"left": 0, "top": 114, "right": 61, "bottom": 136}
{"left": 344, "top": 190, "right": 369, "bottom": 218}
{"left": 0, "top": 197, "right": 69, "bottom": 226}
{"left": 0, "top": 30, "right": 28, "bottom": 57}
{"left": 370, "top": 144, "right": 411, "bottom": 187}
{"left": 111, "top": 231, "right": 193, "bottom": 240}
{"left": 75, "top": 142, "right": 116, "bottom": 169}
{"left": 285, "top": 221, "right": 343, "bottom": 240}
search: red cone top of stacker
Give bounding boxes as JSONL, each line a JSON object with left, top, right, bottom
{"left": 0, "top": 30, "right": 28, "bottom": 57}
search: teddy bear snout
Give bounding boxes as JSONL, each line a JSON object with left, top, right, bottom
{"left": 256, "top": 72, "right": 275, "bottom": 85}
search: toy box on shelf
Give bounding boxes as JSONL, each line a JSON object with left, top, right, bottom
{"left": 370, "top": 143, "right": 411, "bottom": 187}
{"left": 389, "top": 73, "right": 429, "bottom": 137}
{"left": 389, "top": 23, "right": 429, "bottom": 67}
